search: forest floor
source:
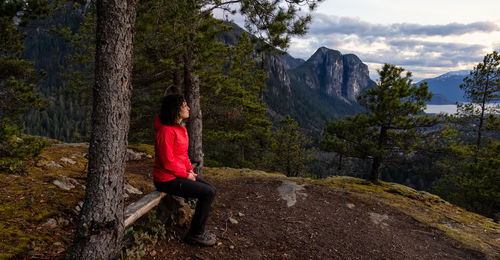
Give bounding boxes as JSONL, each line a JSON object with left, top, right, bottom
{"left": 129, "top": 165, "right": 490, "bottom": 260}
{"left": 1, "top": 143, "right": 499, "bottom": 259}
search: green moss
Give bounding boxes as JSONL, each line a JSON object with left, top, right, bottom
{"left": 205, "top": 167, "right": 285, "bottom": 179}
{"left": 128, "top": 143, "right": 155, "bottom": 155}
{"left": 0, "top": 144, "right": 87, "bottom": 258}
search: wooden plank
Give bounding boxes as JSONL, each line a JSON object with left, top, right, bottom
{"left": 124, "top": 191, "right": 166, "bottom": 227}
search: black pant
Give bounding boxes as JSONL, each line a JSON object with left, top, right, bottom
{"left": 154, "top": 177, "right": 216, "bottom": 235}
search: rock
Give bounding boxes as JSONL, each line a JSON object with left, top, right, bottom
{"left": 156, "top": 195, "right": 194, "bottom": 228}
{"left": 277, "top": 180, "right": 307, "bottom": 207}
{"left": 150, "top": 250, "right": 157, "bottom": 256}
{"left": 35, "top": 160, "right": 48, "bottom": 167}
{"left": 238, "top": 212, "right": 245, "bottom": 217}
{"left": 53, "top": 179, "right": 75, "bottom": 191}
{"left": 346, "top": 203, "right": 355, "bottom": 209}
{"left": 369, "top": 212, "right": 389, "bottom": 225}
{"left": 57, "top": 217, "right": 69, "bottom": 226}
{"left": 124, "top": 183, "right": 143, "bottom": 195}
{"left": 60, "top": 157, "right": 76, "bottom": 165}
{"left": 42, "top": 218, "right": 57, "bottom": 229}
{"left": 126, "top": 149, "right": 142, "bottom": 161}
{"left": 53, "top": 242, "right": 62, "bottom": 246}
{"left": 229, "top": 245, "right": 235, "bottom": 249}
{"left": 75, "top": 201, "right": 83, "bottom": 212}
{"left": 46, "top": 161, "right": 62, "bottom": 168}
{"left": 146, "top": 154, "right": 153, "bottom": 159}
{"left": 229, "top": 217, "right": 238, "bottom": 224}
{"left": 292, "top": 47, "right": 374, "bottom": 103}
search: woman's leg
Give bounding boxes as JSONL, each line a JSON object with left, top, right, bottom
{"left": 154, "top": 177, "right": 216, "bottom": 235}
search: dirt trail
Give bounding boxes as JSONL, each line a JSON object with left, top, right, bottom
{"left": 145, "top": 175, "right": 486, "bottom": 259}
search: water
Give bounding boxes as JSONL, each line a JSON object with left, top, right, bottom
{"left": 425, "top": 104, "right": 499, "bottom": 115}
{"left": 425, "top": 105, "right": 458, "bottom": 114}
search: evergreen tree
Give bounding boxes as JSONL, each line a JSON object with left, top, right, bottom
{"left": 458, "top": 51, "right": 499, "bottom": 159}
{"left": 0, "top": 0, "right": 52, "bottom": 173}
{"left": 321, "top": 64, "right": 437, "bottom": 183}
{"left": 202, "top": 33, "right": 271, "bottom": 168}
{"left": 432, "top": 52, "right": 499, "bottom": 219}
{"left": 270, "top": 115, "right": 311, "bottom": 177}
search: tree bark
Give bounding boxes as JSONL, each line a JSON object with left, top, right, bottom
{"left": 184, "top": 51, "right": 204, "bottom": 175}
{"left": 369, "top": 127, "right": 387, "bottom": 183}
{"left": 71, "top": 0, "right": 137, "bottom": 258}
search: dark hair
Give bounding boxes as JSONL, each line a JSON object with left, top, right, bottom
{"left": 159, "top": 94, "right": 186, "bottom": 126}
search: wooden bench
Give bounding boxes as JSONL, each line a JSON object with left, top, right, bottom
{"left": 124, "top": 164, "right": 201, "bottom": 227}
{"left": 124, "top": 191, "right": 166, "bottom": 227}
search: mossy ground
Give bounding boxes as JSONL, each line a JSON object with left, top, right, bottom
{"left": 0, "top": 143, "right": 498, "bottom": 258}
{"left": 0, "top": 143, "right": 155, "bottom": 259}
{"left": 307, "top": 176, "right": 500, "bottom": 257}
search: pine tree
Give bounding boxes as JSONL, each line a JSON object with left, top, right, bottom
{"left": 270, "top": 115, "right": 311, "bottom": 177}
{"left": 459, "top": 51, "right": 499, "bottom": 159}
{"left": 0, "top": 1, "right": 52, "bottom": 173}
{"left": 321, "top": 64, "right": 438, "bottom": 183}
{"left": 202, "top": 32, "right": 271, "bottom": 168}
{"left": 432, "top": 52, "right": 500, "bottom": 219}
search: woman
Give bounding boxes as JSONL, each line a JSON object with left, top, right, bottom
{"left": 153, "top": 94, "right": 217, "bottom": 246}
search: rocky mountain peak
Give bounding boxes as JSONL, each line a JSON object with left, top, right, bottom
{"left": 292, "top": 47, "right": 375, "bottom": 103}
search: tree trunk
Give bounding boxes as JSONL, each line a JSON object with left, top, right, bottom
{"left": 369, "top": 156, "right": 382, "bottom": 183}
{"left": 183, "top": 0, "right": 203, "bottom": 176}
{"left": 474, "top": 77, "right": 488, "bottom": 163}
{"left": 184, "top": 51, "right": 203, "bottom": 176}
{"left": 71, "top": 0, "right": 137, "bottom": 258}
{"left": 369, "top": 127, "right": 387, "bottom": 183}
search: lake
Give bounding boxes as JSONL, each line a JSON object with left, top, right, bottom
{"left": 425, "top": 104, "right": 499, "bottom": 114}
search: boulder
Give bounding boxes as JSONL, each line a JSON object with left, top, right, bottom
{"left": 156, "top": 195, "right": 193, "bottom": 229}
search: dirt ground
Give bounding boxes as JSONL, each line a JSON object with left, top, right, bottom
{"left": 124, "top": 162, "right": 487, "bottom": 260}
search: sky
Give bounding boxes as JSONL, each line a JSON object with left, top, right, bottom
{"left": 218, "top": 0, "right": 500, "bottom": 81}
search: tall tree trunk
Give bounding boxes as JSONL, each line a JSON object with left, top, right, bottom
{"left": 184, "top": 50, "right": 203, "bottom": 175}
{"left": 474, "top": 78, "right": 488, "bottom": 164}
{"left": 369, "top": 156, "right": 382, "bottom": 183}
{"left": 71, "top": 0, "right": 137, "bottom": 258}
{"left": 183, "top": 1, "right": 203, "bottom": 175}
{"left": 369, "top": 127, "right": 387, "bottom": 183}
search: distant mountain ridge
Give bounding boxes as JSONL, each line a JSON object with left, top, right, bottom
{"left": 417, "top": 70, "right": 469, "bottom": 104}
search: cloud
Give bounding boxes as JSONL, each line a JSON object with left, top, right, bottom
{"left": 287, "top": 14, "right": 500, "bottom": 80}
{"left": 309, "top": 14, "right": 500, "bottom": 37}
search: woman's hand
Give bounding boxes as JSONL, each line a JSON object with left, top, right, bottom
{"left": 187, "top": 170, "right": 197, "bottom": 181}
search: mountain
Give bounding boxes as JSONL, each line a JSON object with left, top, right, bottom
{"left": 417, "top": 70, "right": 469, "bottom": 104}
{"left": 290, "top": 47, "right": 374, "bottom": 103}
{"left": 262, "top": 46, "right": 375, "bottom": 137}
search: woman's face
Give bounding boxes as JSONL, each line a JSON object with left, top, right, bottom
{"left": 179, "top": 101, "right": 190, "bottom": 121}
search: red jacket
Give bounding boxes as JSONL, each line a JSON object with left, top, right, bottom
{"left": 153, "top": 115, "right": 193, "bottom": 182}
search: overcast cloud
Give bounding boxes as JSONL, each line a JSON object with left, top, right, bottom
{"left": 309, "top": 14, "right": 499, "bottom": 37}
{"left": 287, "top": 13, "right": 500, "bottom": 80}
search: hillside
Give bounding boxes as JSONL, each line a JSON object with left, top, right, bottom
{"left": 1, "top": 142, "right": 499, "bottom": 259}
{"left": 417, "top": 70, "right": 469, "bottom": 104}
